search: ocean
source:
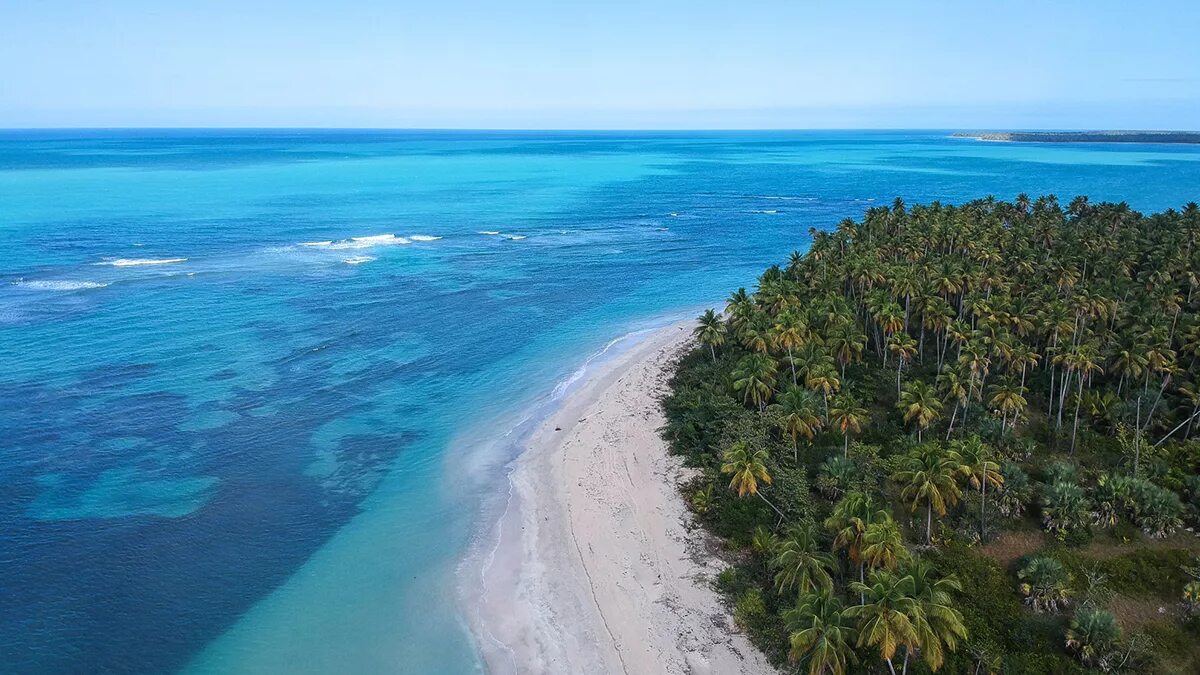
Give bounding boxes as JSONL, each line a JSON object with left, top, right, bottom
{"left": 2, "top": 130, "right": 1198, "bottom": 673}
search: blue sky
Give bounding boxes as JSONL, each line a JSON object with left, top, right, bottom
{"left": 1, "top": 0, "right": 1197, "bottom": 129}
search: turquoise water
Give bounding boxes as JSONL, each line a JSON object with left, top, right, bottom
{"left": 2, "top": 130, "right": 1199, "bottom": 673}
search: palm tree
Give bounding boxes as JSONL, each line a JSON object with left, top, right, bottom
{"left": 937, "top": 367, "right": 969, "bottom": 439}
{"left": 825, "top": 491, "right": 886, "bottom": 593}
{"left": 732, "top": 353, "right": 777, "bottom": 411}
{"left": 720, "top": 442, "right": 785, "bottom": 522}
{"left": 773, "top": 309, "right": 808, "bottom": 385}
{"left": 898, "top": 380, "right": 942, "bottom": 442}
{"left": 861, "top": 516, "right": 908, "bottom": 572}
{"left": 903, "top": 559, "right": 967, "bottom": 672}
{"left": 987, "top": 378, "right": 1028, "bottom": 432}
{"left": 770, "top": 387, "right": 823, "bottom": 462}
{"left": 956, "top": 436, "right": 1003, "bottom": 542}
{"left": 827, "top": 324, "right": 865, "bottom": 377}
{"left": 829, "top": 395, "right": 869, "bottom": 456}
{"left": 893, "top": 444, "right": 963, "bottom": 546}
{"left": 1040, "top": 480, "right": 1092, "bottom": 539}
{"left": 783, "top": 587, "right": 858, "bottom": 675}
{"left": 888, "top": 333, "right": 919, "bottom": 393}
{"left": 693, "top": 309, "right": 726, "bottom": 361}
{"left": 806, "top": 364, "right": 841, "bottom": 415}
{"left": 1063, "top": 344, "right": 1104, "bottom": 453}
{"left": 1065, "top": 606, "right": 1120, "bottom": 667}
{"left": 772, "top": 523, "right": 837, "bottom": 596}
{"left": 846, "top": 570, "right": 920, "bottom": 675}
{"left": 1017, "top": 556, "right": 1071, "bottom": 613}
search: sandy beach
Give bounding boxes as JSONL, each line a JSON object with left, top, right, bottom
{"left": 470, "top": 322, "right": 776, "bottom": 675}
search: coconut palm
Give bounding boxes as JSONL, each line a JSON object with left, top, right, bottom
{"left": 806, "top": 364, "right": 841, "bottom": 415}
{"left": 888, "top": 332, "right": 919, "bottom": 393}
{"left": 860, "top": 516, "right": 907, "bottom": 572}
{"left": 845, "top": 570, "right": 920, "bottom": 675}
{"left": 898, "top": 380, "right": 942, "bottom": 442}
{"left": 720, "top": 442, "right": 785, "bottom": 521}
{"left": 770, "top": 387, "right": 823, "bottom": 462}
{"left": 893, "top": 444, "right": 963, "bottom": 546}
{"left": 825, "top": 491, "right": 886, "bottom": 591}
{"left": 955, "top": 436, "right": 1003, "bottom": 541}
{"left": 732, "top": 353, "right": 777, "bottom": 411}
{"left": 773, "top": 309, "right": 809, "bottom": 385}
{"left": 693, "top": 308, "right": 726, "bottom": 361}
{"left": 903, "top": 559, "right": 967, "bottom": 672}
{"left": 987, "top": 378, "right": 1028, "bottom": 431}
{"left": 936, "top": 367, "right": 969, "bottom": 439}
{"left": 772, "top": 523, "right": 837, "bottom": 596}
{"left": 783, "top": 587, "right": 858, "bottom": 675}
{"left": 829, "top": 395, "right": 869, "bottom": 456}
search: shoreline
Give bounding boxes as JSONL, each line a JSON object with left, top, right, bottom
{"left": 463, "top": 321, "right": 775, "bottom": 675}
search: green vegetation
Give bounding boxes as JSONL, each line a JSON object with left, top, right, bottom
{"left": 663, "top": 196, "right": 1200, "bottom": 672}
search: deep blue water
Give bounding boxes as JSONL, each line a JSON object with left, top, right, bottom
{"left": 2, "top": 130, "right": 1199, "bottom": 673}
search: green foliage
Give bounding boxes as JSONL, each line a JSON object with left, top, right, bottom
{"left": 1065, "top": 606, "right": 1120, "bottom": 668}
{"left": 663, "top": 195, "right": 1200, "bottom": 673}
{"left": 1017, "top": 555, "right": 1073, "bottom": 613}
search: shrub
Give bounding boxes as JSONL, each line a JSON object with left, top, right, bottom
{"left": 1040, "top": 480, "right": 1092, "bottom": 539}
{"left": 1018, "top": 555, "right": 1072, "bottom": 613}
{"left": 998, "top": 462, "right": 1033, "bottom": 518}
{"left": 733, "top": 588, "right": 767, "bottom": 631}
{"left": 816, "top": 454, "right": 859, "bottom": 499}
{"left": 1065, "top": 606, "right": 1120, "bottom": 668}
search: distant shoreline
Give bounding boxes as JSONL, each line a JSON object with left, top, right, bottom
{"left": 952, "top": 130, "right": 1200, "bottom": 144}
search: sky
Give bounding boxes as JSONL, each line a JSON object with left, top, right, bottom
{"left": 1, "top": 0, "right": 1198, "bottom": 129}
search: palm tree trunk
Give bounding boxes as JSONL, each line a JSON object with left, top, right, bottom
{"left": 788, "top": 346, "right": 796, "bottom": 386}
{"left": 902, "top": 648, "right": 910, "bottom": 675}
{"left": 1154, "top": 407, "right": 1200, "bottom": 449}
{"left": 926, "top": 501, "right": 933, "bottom": 545}
{"left": 1070, "top": 375, "right": 1084, "bottom": 455}
{"left": 980, "top": 475, "right": 988, "bottom": 542}
{"left": 945, "top": 400, "right": 959, "bottom": 440}
{"left": 885, "top": 657, "right": 898, "bottom": 675}
{"left": 709, "top": 343, "right": 716, "bottom": 362}
{"left": 758, "top": 492, "right": 787, "bottom": 524}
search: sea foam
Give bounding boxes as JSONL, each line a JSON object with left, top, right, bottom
{"left": 303, "top": 234, "right": 410, "bottom": 250}
{"left": 342, "top": 256, "right": 376, "bottom": 265}
{"left": 13, "top": 280, "right": 110, "bottom": 291}
{"left": 96, "top": 258, "right": 188, "bottom": 267}
{"left": 409, "top": 235, "right": 442, "bottom": 242}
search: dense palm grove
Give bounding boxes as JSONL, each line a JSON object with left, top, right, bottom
{"left": 662, "top": 196, "right": 1200, "bottom": 674}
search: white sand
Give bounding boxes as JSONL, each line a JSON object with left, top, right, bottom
{"left": 471, "top": 323, "right": 776, "bottom": 675}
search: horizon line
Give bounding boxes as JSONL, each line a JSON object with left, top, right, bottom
{"left": 2, "top": 126, "right": 1199, "bottom": 133}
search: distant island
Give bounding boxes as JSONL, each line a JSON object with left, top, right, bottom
{"left": 953, "top": 130, "right": 1200, "bottom": 144}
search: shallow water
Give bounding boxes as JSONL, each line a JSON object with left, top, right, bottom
{"left": 2, "top": 130, "right": 1199, "bottom": 672}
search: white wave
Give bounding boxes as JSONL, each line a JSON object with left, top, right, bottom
{"left": 751, "top": 209, "right": 779, "bottom": 214}
{"left": 342, "top": 256, "right": 376, "bottom": 265}
{"left": 749, "top": 195, "right": 816, "bottom": 202}
{"left": 478, "top": 231, "right": 500, "bottom": 235}
{"left": 409, "top": 235, "right": 442, "bottom": 242}
{"left": 96, "top": 258, "right": 188, "bottom": 267}
{"left": 13, "top": 279, "right": 109, "bottom": 291}
{"left": 302, "top": 234, "right": 410, "bottom": 250}
{"left": 668, "top": 212, "right": 680, "bottom": 217}
{"left": 505, "top": 235, "right": 527, "bottom": 241}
